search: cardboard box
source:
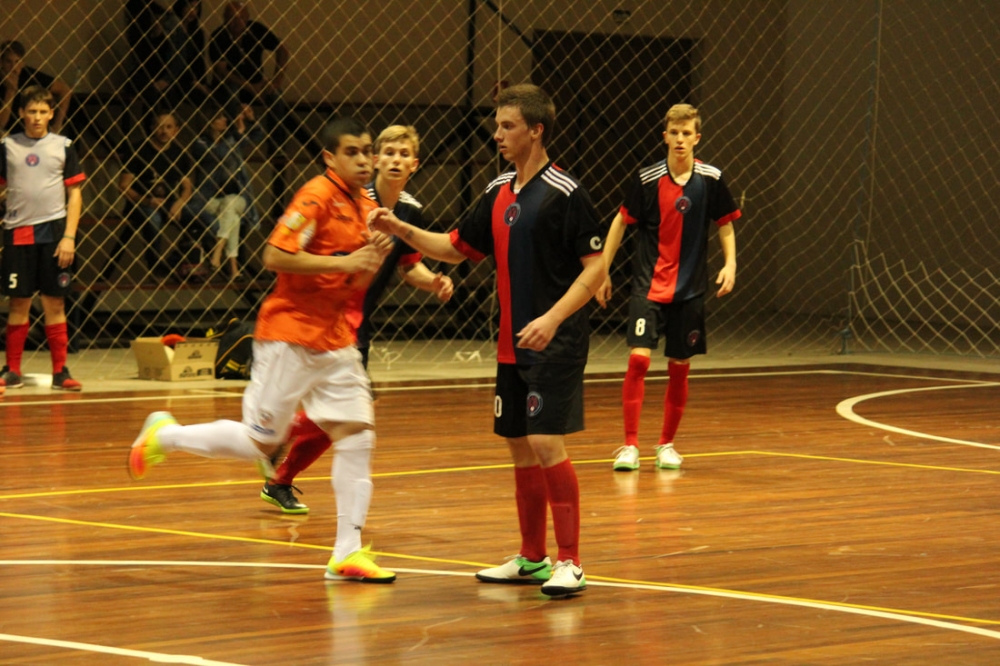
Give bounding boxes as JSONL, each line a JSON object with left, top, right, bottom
{"left": 131, "top": 338, "right": 220, "bottom": 381}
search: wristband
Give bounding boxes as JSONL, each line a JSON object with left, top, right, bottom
{"left": 63, "top": 235, "right": 75, "bottom": 240}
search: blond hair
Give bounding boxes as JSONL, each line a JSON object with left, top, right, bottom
{"left": 374, "top": 125, "right": 421, "bottom": 158}
{"left": 665, "top": 103, "right": 701, "bottom": 132}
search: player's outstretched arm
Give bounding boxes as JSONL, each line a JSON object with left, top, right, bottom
{"left": 367, "top": 207, "right": 466, "bottom": 264}
{"left": 595, "top": 211, "right": 627, "bottom": 308}
{"left": 715, "top": 221, "right": 736, "bottom": 297}
{"left": 262, "top": 243, "right": 383, "bottom": 276}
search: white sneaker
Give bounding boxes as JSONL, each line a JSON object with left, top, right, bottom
{"left": 541, "top": 560, "right": 587, "bottom": 597}
{"left": 475, "top": 554, "right": 552, "bottom": 584}
{"left": 612, "top": 445, "right": 640, "bottom": 471}
{"left": 655, "top": 444, "right": 683, "bottom": 469}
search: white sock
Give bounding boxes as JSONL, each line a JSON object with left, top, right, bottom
{"left": 332, "top": 431, "right": 374, "bottom": 562}
{"left": 158, "top": 420, "right": 263, "bottom": 461}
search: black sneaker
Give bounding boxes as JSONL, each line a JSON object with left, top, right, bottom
{"left": 0, "top": 366, "right": 23, "bottom": 389}
{"left": 52, "top": 366, "right": 82, "bottom": 391}
{"left": 261, "top": 482, "right": 309, "bottom": 514}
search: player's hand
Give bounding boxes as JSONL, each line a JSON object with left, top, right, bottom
{"left": 433, "top": 272, "right": 454, "bottom": 302}
{"left": 342, "top": 244, "right": 384, "bottom": 274}
{"left": 516, "top": 313, "right": 559, "bottom": 351}
{"left": 168, "top": 201, "right": 184, "bottom": 221}
{"left": 716, "top": 264, "right": 736, "bottom": 297}
{"left": 367, "top": 230, "right": 394, "bottom": 258}
{"left": 366, "top": 207, "right": 400, "bottom": 235}
{"left": 595, "top": 276, "right": 613, "bottom": 308}
{"left": 54, "top": 237, "right": 75, "bottom": 268}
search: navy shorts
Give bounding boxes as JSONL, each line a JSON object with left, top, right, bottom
{"left": 2, "top": 220, "right": 74, "bottom": 298}
{"left": 493, "top": 363, "right": 585, "bottom": 438}
{"left": 627, "top": 294, "right": 707, "bottom": 359}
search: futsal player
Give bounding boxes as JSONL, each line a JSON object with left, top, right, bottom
{"left": 1, "top": 86, "right": 86, "bottom": 392}
{"left": 260, "top": 124, "right": 454, "bottom": 515}
{"left": 368, "top": 83, "right": 606, "bottom": 597}
{"left": 596, "top": 103, "right": 741, "bottom": 471}
{"left": 128, "top": 116, "right": 397, "bottom": 583}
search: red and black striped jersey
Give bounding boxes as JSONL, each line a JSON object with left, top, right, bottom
{"left": 451, "top": 162, "right": 604, "bottom": 365}
{"left": 620, "top": 158, "right": 740, "bottom": 304}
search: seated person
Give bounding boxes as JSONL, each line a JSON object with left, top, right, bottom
{"left": 0, "top": 40, "right": 73, "bottom": 134}
{"left": 190, "top": 104, "right": 258, "bottom": 281}
{"left": 111, "top": 110, "right": 202, "bottom": 282}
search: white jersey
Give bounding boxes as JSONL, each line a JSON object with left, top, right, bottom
{"left": 0, "top": 132, "right": 86, "bottom": 229}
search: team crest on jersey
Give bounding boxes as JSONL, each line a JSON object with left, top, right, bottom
{"left": 503, "top": 202, "right": 521, "bottom": 226}
{"left": 686, "top": 329, "right": 701, "bottom": 347}
{"left": 675, "top": 195, "right": 692, "bottom": 213}
{"left": 57, "top": 272, "right": 71, "bottom": 288}
{"left": 25, "top": 153, "right": 40, "bottom": 167}
{"left": 526, "top": 391, "right": 543, "bottom": 417}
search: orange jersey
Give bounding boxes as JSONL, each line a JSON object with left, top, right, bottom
{"left": 255, "top": 169, "right": 379, "bottom": 351}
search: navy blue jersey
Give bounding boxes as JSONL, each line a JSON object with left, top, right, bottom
{"left": 621, "top": 159, "right": 740, "bottom": 303}
{"left": 356, "top": 185, "right": 423, "bottom": 349}
{"left": 451, "top": 162, "right": 603, "bottom": 365}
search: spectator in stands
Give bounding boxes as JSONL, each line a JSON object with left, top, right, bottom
{"left": 209, "top": 1, "right": 318, "bottom": 162}
{"left": 124, "top": 1, "right": 185, "bottom": 120}
{"left": 0, "top": 40, "right": 73, "bottom": 135}
{"left": 171, "top": 0, "right": 211, "bottom": 104}
{"left": 112, "top": 110, "right": 201, "bottom": 282}
{"left": 190, "top": 103, "right": 258, "bottom": 282}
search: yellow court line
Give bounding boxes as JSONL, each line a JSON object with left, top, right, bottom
{"left": 2, "top": 450, "right": 998, "bottom": 502}
{"left": 2, "top": 508, "right": 999, "bottom": 630}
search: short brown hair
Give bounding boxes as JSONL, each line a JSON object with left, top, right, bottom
{"left": 19, "top": 85, "right": 53, "bottom": 111}
{"left": 496, "top": 84, "right": 556, "bottom": 146}
{"left": 665, "top": 103, "right": 701, "bottom": 132}
{"left": 374, "top": 124, "right": 420, "bottom": 158}
{"left": 0, "top": 40, "right": 26, "bottom": 58}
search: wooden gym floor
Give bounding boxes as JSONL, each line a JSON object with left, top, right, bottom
{"left": 2, "top": 362, "right": 1000, "bottom": 664}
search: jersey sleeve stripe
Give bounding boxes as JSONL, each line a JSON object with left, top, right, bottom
{"left": 639, "top": 160, "right": 668, "bottom": 184}
{"left": 397, "top": 251, "right": 422, "bottom": 266}
{"left": 64, "top": 173, "right": 87, "bottom": 187}
{"left": 541, "top": 170, "right": 576, "bottom": 196}
{"left": 715, "top": 209, "right": 742, "bottom": 226}
{"left": 449, "top": 228, "right": 487, "bottom": 262}
{"left": 399, "top": 191, "right": 423, "bottom": 209}
{"left": 486, "top": 172, "right": 516, "bottom": 193}
{"left": 619, "top": 204, "right": 638, "bottom": 225}
{"left": 694, "top": 162, "right": 722, "bottom": 180}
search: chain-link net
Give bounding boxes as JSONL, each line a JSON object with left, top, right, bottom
{"left": 0, "top": 0, "right": 997, "bottom": 376}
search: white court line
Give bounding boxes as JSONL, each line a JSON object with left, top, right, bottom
{"left": 2, "top": 560, "right": 999, "bottom": 645}
{"left": 0, "top": 632, "right": 244, "bottom": 665}
{"left": 3, "top": 368, "right": 987, "bottom": 409}
{"left": 836, "top": 382, "right": 1000, "bottom": 450}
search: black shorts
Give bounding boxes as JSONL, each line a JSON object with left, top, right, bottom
{"left": 1, "top": 221, "right": 74, "bottom": 298}
{"left": 627, "top": 294, "right": 707, "bottom": 359}
{"left": 494, "top": 363, "right": 585, "bottom": 438}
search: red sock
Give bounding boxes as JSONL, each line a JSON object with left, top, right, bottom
{"left": 273, "top": 411, "right": 332, "bottom": 485}
{"left": 622, "top": 354, "right": 650, "bottom": 446}
{"left": 543, "top": 459, "right": 580, "bottom": 566}
{"left": 514, "top": 465, "right": 549, "bottom": 563}
{"left": 45, "top": 322, "right": 69, "bottom": 373}
{"left": 5, "top": 323, "right": 29, "bottom": 374}
{"left": 660, "top": 361, "right": 690, "bottom": 445}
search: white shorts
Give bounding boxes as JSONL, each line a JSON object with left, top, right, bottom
{"left": 242, "top": 340, "right": 374, "bottom": 445}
